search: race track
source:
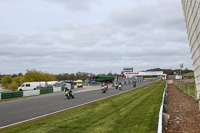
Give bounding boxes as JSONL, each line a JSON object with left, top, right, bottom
{"left": 0, "top": 79, "right": 159, "bottom": 128}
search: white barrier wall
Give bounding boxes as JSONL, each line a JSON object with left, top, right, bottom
{"left": 74, "top": 85, "right": 78, "bottom": 89}
{"left": 53, "top": 87, "right": 61, "bottom": 92}
{"left": 66, "top": 84, "right": 71, "bottom": 89}
{"left": 23, "top": 90, "right": 40, "bottom": 97}
{"left": 0, "top": 93, "right": 1, "bottom": 100}
{"left": 157, "top": 82, "right": 167, "bottom": 133}
{"left": 182, "top": 0, "right": 200, "bottom": 99}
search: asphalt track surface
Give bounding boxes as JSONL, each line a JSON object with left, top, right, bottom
{"left": 0, "top": 79, "right": 159, "bottom": 128}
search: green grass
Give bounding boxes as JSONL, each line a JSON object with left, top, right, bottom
{"left": 176, "top": 82, "right": 196, "bottom": 100}
{"left": 183, "top": 83, "right": 196, "bottom": 99}
{"left": 182, "top": 72, "right": 194, "bottom": 79}
{"left": 0, "top": 81, "right": 166, "bottom": 133}
{"left": 144, "top": 77, "right": 154, "bottom": 80}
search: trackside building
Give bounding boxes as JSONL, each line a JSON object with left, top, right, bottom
{"left": 182, "top": 0, "right": 200, "bottom": 99}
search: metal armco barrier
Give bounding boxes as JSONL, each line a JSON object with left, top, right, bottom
{"left": 1, "top": 91, "right": 23, "bottom": 99}
{"left": 0, "top": 93, "right": 1, "bottom": 100}
{"left": 157, "top": 81, "right": 167, "bottom": 133}
{"left": 61, "top": 86, "right": 65, "bottom": 91}
{"left": 71, "top": 85, "right": 74, "bottom": 89}
{"left": 40, "top": 88, "right": 53, "bottom": 94}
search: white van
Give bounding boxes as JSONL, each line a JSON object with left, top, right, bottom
{"left": 18, "top": 82, "right": 47, "bottom": 91}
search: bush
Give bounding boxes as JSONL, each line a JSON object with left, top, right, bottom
{"left": 0, "top": 76, "right": 3, "bottom": 83}
{"left": 13, "top": 76, "right": 25, "bottom": 87}
{"left": 25, "top": 69, "right": 56, "bottom": 82}
{"left": 2, "top": 69, "right": 57, "bottom": 91}
{"left": 2, "top": 75, "right": 12, "bottom": 88}
{"left": 7, "top": 81, "right": 18, "bottom": 91}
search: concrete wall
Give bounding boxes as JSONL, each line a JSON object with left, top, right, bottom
{"left": 0, "top": 87, "right": 63, "bottom": 100}
{"left": 117, "top": 77, "right": 143, "bottom": 85}
{"left": 182, "top": 0, "right": 200, "bottom": 99}
{"left": 23, "top": 90, "right": 40, "bottom": 97}
{"left": 53, "top": 87, "right": 61, "bottom": 92}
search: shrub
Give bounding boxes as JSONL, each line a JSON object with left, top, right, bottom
{"left": 7, "top": 81, "right": 18, "bottom": 91}
{"left": 25, "top": 69, "right": 56, "bottom": 82}
{"left": 2, "top": 70, "right": 57, "bottom": 91}
{"left": 2, "top": 75, "right": 12, "bottom": 88}
{"left": 13, "top": 76, "right": 25, "bottom": 87}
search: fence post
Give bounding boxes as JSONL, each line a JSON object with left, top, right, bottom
{"left": 174, "top": 80, "right": 176, "bottom": 87}
{"left": 195, "top": 85, "right": 197, "bottom": 101}
{"left": 199, "top": 94, "right": 200, "bottom": 111}
{"left": 177, "top": 82, "right": 181, "bottom": 90}
{"left": 178, "top": 81, "right": 180, "bottom": 90}
{"left": 183, "top": 84, "right": 185, "bottom": 94}
{"left": 180, "top": 81, "right": 182, "bottom": 90}
{"left": 188, "top": 83, "right": 190, "bottom": 97}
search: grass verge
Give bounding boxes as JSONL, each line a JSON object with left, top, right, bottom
{"left": 182, "top": 72, "right": 194, "bottom": 79}
{"left": 0, "top": 81, "right": 166, "bottom": 133}
{"left": 183, "top": 83, "right": 195, "bottom": 99}
{"left": 175, "top": 82, "right": 196, "bottom": 100}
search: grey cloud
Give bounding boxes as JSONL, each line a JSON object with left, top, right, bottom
{"left": 110, "top": 7, "right": 153, "bottom": 27}
{"left": 49, "top": 21, "right": 79, "bottom": 31}
{"left": 0, "top": 34, "right": 18, "bottom": 45}
{"left": 0, "top": 0, "right": 193, "bottom": 74}
{"left": 18, "top": 34, "right": 56, "bottom": 46}
{"left": 120, "top": 0, "right": 187, "bottom": 31}
{"left": 47, "top": 0, "right": 99, "bottom": 11}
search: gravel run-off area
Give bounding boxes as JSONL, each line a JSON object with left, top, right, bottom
{"left": 163, "top": 81, "right": 200, "bottom": 133}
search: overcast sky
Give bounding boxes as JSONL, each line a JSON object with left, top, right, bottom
{"left": 0, "top": 0, "right": 193, "bottom": 75}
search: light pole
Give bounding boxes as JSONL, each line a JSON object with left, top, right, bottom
{"left": 180, "top": 63, "right": 183, "bottom": 90}
{"left": 180, "top": 63, "right": 183, "bottom": 76}
{"left": 180, "top": 64, "right": 181, "bottom": 76}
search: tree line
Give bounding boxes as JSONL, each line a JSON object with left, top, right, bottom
{"left": 56, "top": 72, "right": 120, "bottom": 80}
{"left": 1, "top": 69, "right": 56, "bottom": 91}
{"left": 0, "top": 70, "right": 120, "bottom": 91}
{"left": 145, "top": 68, "right": 193, "bottom": 76}
{"left": 0, "top": 68, "right": 193, "bottom": 91}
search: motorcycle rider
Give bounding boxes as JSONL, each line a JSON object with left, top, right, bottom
{"left": 115, "top": 83, "right": 118, "bottom": 89}
{"left": 133, "top": 82, "right": 136, "bottom": 87}
{"left": 119, "top": 82, "right": 122, "bottom": 90}
{"left": 65, "top": 86, "right": 73, "bottom": 96}
{"left": 101, "top": 84, "right": 106, "bottom": 93}
{"left": 105, "top": 83, "right": 108, "bottom": 90}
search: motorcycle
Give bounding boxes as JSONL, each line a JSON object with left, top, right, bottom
{"left": 119, "top": 84, "right": 122, "bottom": 90}
{"left": 115, "top": 85, "right": 118, "bottom": 89}
{"left": 105, "top": 84, "right": 108, "bottom": 91}
{"left": 65, "top": 88, "right": 74, "bottom": 99}
{"left": 101, "top": 85, "right": 106, "bottom": 93}
{"left": 133, "top": 82, "right": 136, "bottom": 88}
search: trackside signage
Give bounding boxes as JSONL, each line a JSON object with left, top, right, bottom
{"left": 125, "top": 71, "right": 164, "bottom": 76}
